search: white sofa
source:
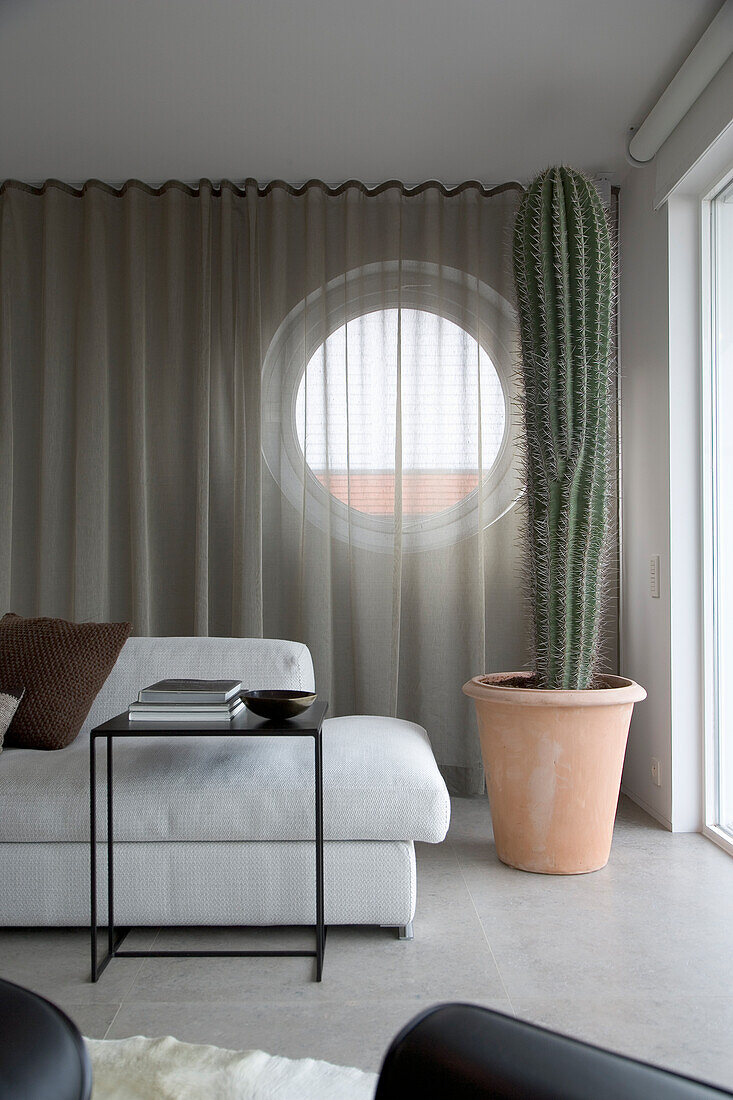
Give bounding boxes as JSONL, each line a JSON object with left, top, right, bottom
{"left": 0, "top": 637, "right": 450, "bottom": 933}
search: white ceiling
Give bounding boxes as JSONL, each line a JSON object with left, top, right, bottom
{"left": 0, "top": 0, "right": 723, "bottom": 186}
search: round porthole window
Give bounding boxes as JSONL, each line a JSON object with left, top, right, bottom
{"left": 262, "top": 262, "right": 520, "bottom": 552}
{"left": 296, "top": 308, "right": 505, "bottom": 519}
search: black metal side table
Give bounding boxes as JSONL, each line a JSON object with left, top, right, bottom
{"left": 89, "top": 699, "right": 328, "bottom": 983}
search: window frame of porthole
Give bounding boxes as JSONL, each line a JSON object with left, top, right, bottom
{"left": 261, "top": 261, "right": 521, "bottom": 553}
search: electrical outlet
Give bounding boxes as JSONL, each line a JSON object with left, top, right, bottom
{"left": 650, "top": 556, "right": 660, "bottom": 598}
{"left": 650, "top": 757, "right": 661, "bottom": 787}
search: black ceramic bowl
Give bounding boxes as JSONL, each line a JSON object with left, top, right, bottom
{"left": 242, "top": 689, "right": 317, "bottom": 721}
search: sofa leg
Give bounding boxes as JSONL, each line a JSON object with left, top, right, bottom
{"left": 398, "top": 921, "right": 414, "bottom": 941}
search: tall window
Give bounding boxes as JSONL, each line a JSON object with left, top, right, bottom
{"left": 709, "top": 177, "right": 733, "bottom": 846}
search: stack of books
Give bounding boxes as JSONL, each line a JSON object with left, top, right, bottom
{"left": 128, "top": 679, "right": 244, "bottom": 722}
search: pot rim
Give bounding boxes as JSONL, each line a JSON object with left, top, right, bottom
{"left": 462, "top": 671, "right": 647, "bottom": 707}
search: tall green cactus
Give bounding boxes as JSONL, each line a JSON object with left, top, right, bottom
{"left": 512, "top": 167, "right": 614, "bottom": 690}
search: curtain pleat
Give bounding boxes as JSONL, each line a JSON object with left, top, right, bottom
{"left": 0, "top": 194, "right": 15, "bottom": 612}
{"left": 124, "top": 188, "right": 151, "bottom": 634}
{"left": 0, "top": 177, "right": 619, "bottom": 793}
{"left": 193, "top": 185, "right": 212, "bottom": 636}
{"left": 73, "top": 192, "right": 111, "bottom": 621}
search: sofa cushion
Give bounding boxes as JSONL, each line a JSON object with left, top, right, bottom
{"left": 0, "top": 715, "right": 450, "bottom": 844}
{"left": 80, "top": 635, "right": 316, "bottom": 741}
{"left": 0, "top": 614, "right": 132, "bottom": 749}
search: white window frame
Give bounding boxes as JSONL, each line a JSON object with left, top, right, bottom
{"left": 702, "top": 167, "right": 733, "bottom": 859}
{"left": 658, "top": 123, "right": 733, "bottom": 836}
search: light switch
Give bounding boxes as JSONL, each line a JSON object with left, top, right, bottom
{"left": 650, "top": 555, "right": 660, "bottom": 598}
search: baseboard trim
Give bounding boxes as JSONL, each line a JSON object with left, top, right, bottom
{"left": 620, "top": 785, "right": 673, "bottom": 831}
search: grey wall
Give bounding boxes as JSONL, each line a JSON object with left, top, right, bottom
{"left": 618, "top": 38, "right": 733, "bottom": 832}
{"left": 619, "top": 161, "right": 674, "bottom": 826}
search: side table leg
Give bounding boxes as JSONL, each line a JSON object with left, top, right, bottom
{"left": 90, "top": 733, "right": 130, "bottom": 981}
{"left": 90, "top": 736, "right": 98, "bottom": 981}
{"left": 107, "top": 736, "right": 115, "bottom": 959}
{"left": 315, "top": 732, "right": 325, "bottom": 981}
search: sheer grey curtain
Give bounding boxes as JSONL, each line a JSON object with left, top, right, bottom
{"left": 0, "top": 177, "right": 527, "bottom": 792}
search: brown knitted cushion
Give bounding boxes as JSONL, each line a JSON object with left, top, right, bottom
{"left": 0, "top": 614, "right": 132, "bottom": 750}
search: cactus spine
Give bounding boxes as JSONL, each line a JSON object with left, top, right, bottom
{"left": 513, "top": 167, "right": 614, "bottom": 690}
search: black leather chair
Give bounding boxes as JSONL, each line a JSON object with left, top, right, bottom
{"left": 376, "top": 1003, "right": 733, "bottom": 1099}
{"left": 0, "top": 978, "right": 92, "bottom": 1099}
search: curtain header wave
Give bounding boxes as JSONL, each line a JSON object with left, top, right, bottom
{"left": 0, "top": 177, "right": 525, "bottom": 201}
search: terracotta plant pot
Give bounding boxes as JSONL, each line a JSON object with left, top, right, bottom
{"left": 462, "top": 672, "right": 647, "bottom": 874}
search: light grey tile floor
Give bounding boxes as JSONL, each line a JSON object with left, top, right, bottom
{"left": 1, "top": 795, "right": 732, "bottom": 1086}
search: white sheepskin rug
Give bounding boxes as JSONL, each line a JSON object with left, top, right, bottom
{"left": 85, "top": 1035, "right": 378, "bottom": 1100}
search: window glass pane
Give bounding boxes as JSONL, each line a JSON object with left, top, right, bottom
{"left": 295, "top": 308, "right": 505, "bottom": 517}
{"left": 713, "top": 180, "right": 733, "bottom": 836}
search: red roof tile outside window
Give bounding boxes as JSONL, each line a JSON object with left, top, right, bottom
{"left": 315, "top": 472, "right": 481, "bottom": 516}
